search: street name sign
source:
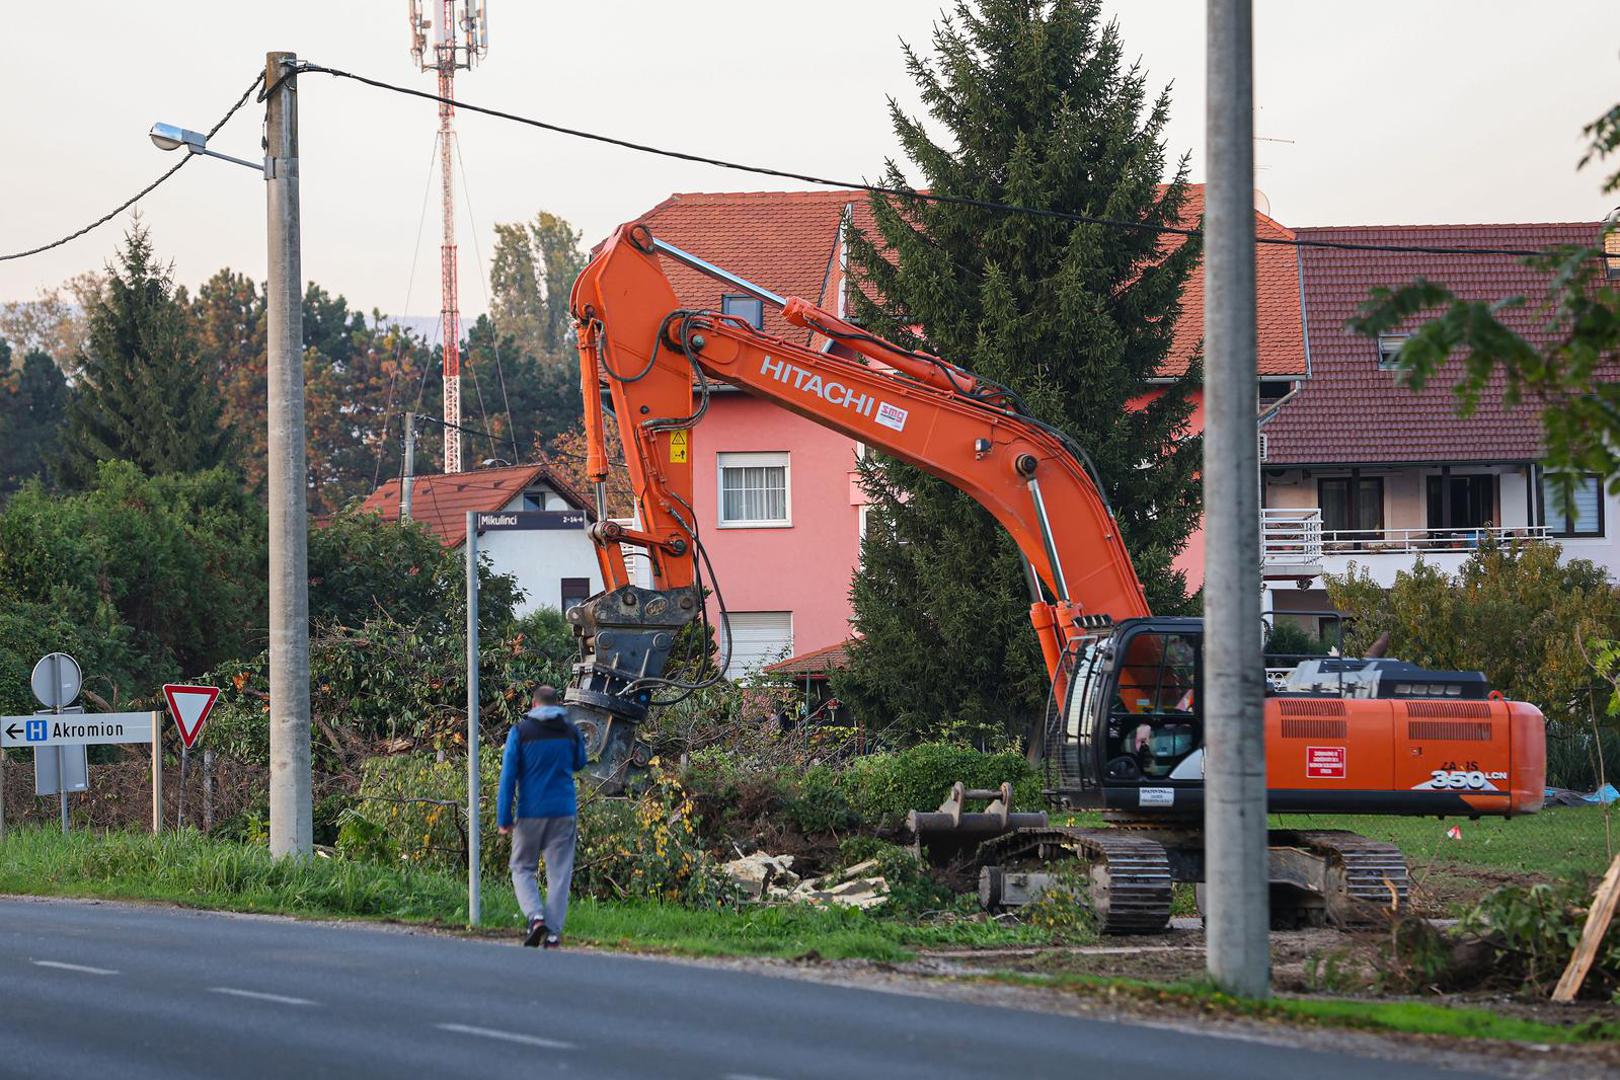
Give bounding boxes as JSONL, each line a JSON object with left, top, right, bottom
{"left": 475, "top": 510, "right": 587, "bottom": 532}
{"left": 1, "top": 711, "right": 156, "bottom": 748}
{"left": 162, "top": 684, "right": 219, "bottom": 749}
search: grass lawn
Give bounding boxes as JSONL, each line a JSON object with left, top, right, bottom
{"left": 982, "top": 972, "right": 1620, "bottom": 1045}
{"left": 0, "top": 826, "right": 1050, "bottom": 961}
{"left": 1055, "top": 806, "right": 1613, "bottom": 879}
{"left": 1268, "top": 805, "right": 1614, "bottom": 878}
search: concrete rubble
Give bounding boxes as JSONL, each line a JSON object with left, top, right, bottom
{"left": 722, "top": 853, "right": 889, "bottom": 910}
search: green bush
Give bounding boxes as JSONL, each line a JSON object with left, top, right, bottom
{"left": 839, "top": 742, "right": 1041, "bottom": 827}
{"left": 1460, "top": 874, "right": 1620, "bottom": 1000}
{"left": 341, "top": 751, "right": 736, "bottom": 908}
{"left": 783, "top": 766, "right": 861, "bottom": 835}
{"left": 834, "top": 836, "right": 957, "bottom": 917}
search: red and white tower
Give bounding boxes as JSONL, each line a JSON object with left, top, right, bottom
{"left": 409, "top": 1, "right": 488, "bottom": 474}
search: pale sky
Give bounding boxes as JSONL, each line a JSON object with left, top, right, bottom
{"left": 4, "top": 1, "right": 1619, "bottom": 321}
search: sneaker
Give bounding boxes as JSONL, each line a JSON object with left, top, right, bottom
{"left": 542, "top": 934, "right": 562, "bottom": 950}
{"left": 523, "top": 918, "right": 548, "bottom": 948}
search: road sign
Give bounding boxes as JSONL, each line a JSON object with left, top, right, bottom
{"left": 474, "top": 510, "right": 587, "bottom": 532}
{"left": 35, "top": 745, "right": 88, "bottom": 796}
{"left": 30, "top": 653, "right": 81, "bottom": 710}
{"left": 1, "top": 711, "right": 155, "bottom": 748}
{"left": 162, "top": 684, "right": 219, "bottom": 750}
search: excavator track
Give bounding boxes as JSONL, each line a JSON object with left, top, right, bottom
{"left": 976, "top": 827, "right": 1173, "bottom": 934}
{"left": 1272, "top": 829, "right": 1409, "bottom": 923}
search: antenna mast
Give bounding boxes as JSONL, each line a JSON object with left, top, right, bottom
{"left": 409, "top": 0, "right": 488, "bottom": 474}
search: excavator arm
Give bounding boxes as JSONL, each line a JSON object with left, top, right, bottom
{"left": 563, "top": 223, "right": 1149, "bottom": 786}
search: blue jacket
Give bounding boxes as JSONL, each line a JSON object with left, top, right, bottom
{"left": 496, "top": 705, "right": 588, "bottom": 826}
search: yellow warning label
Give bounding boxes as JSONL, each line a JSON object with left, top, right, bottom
{"left": 669, "top": 430, "right": 689, "bottom": 463}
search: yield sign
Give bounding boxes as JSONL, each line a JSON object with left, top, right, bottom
{"left": 162, "top": 684, "right": 220, "bottom": 750}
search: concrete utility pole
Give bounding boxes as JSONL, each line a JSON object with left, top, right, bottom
{"left": 401, "top": 412, "right": 417, "bottom": 521}
{"left": 265, "top": 51, "right": 313, "bottom": 859}
{"left": 465, "top": 513, "right": 481, "bottom": 926}
{"left": 1202, "top": 0, "right": 1270, "bottom": 997}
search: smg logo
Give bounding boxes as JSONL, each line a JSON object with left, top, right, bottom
{"left": 759, "top": 356, "right": 907, "bottom": 432}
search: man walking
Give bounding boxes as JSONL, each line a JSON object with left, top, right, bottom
{"left": 497, "top": 685, "right": 587, "bottom": 949}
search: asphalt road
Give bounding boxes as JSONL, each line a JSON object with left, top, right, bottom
{"left": 0, "top": 898, "right": 1488, "bottom": 1079}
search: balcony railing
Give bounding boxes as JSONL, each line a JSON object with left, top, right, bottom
{"left": 1261, "top": 507, "right": 1553, "bottom": 573}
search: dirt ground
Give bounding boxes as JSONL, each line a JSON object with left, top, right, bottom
{"left": 921, "top": 921, "right": 1618, "bottom": 1032}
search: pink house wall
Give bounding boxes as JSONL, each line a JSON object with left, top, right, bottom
{"left": 692, "top": 392, "right": 864, "bottom": 658}
{"left": 696, "top": 387, "right": 1212, "bottom": 662}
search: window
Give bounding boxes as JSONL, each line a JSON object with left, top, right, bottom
{"left": 1104, "top": 630, "right": 1202, "bottom": 781}
{"left": 1604, "top": 228, "right": 1620, "bottom": 281}
{"left": 1318, "top": 475, "right": 1383, "bottom": 539}
{"left": 717, "top": 452, "right": 790, "bottom": 527}
{"left": 560, "top": 577, "right": 592, "bottom": 613}
{"left": 1376, "top": 333, "right": 1408, "bottom": 371}
{"left": 722, "top": 293, "right": 765, "bottom": 330}
{"left": 721, "top": 611, "right": 793, "bottom": 679}
{"left": 1426, "top": 474, "right": 1495, "bottom": 531}
{"left": 1540, "top": 472, "right": 1604, "bottom": 537}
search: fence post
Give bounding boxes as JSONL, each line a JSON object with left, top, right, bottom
{"left": 203, "top": 749, "right": 215, "bottom": 833}
{"left": 151, "top": 713, "right": 163, "bottom": 834}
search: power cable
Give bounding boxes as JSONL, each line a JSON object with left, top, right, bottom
{"left": 0, "top": 71, "right": 264, "bottom": 262}
{"left": 293, "top": 61, "right": 1573, "bottom": 261}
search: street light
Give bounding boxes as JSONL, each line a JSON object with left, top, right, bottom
{"left": 149, "top": 54, "right": 313, "bottom": 858}
{"left": 148, "top": 122, "right": 267, "bottom": 175}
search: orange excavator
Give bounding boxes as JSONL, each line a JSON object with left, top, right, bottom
{"left": 562, "top": 222, "right": 1547, "bottom": 932}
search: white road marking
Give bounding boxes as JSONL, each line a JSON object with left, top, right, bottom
{"left": 209, "top": 987, "right": 316, "bottom": 1006}
{"left": 32, "top": 960, "right": 117, "bottom": 975}
{"left": 435, "top": 1023, "right": 574, "bottom": 1049}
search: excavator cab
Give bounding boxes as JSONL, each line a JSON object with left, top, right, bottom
{"left": 1046, "top": 617, "right": 1206, "bottom": 811}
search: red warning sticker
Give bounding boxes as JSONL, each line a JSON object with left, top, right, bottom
{"left": 1306, "top": 746, "right": 1347, "bottom": 779}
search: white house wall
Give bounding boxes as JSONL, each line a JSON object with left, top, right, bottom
{"left": 1262, "top": 466, "right": 1620, "bottom": 589}
{"left": 465, "top": 489, "right": 604, "bottom": 616}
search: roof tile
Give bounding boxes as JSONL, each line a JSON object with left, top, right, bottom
{"left": 633, "top": 186, "right": 1307, "bottom": 378}
{"left": 1263, "top": 222, "right": 1603, "bottom": 464}
{"left": 360, "top": 463, "right": 589, "bottom": 547}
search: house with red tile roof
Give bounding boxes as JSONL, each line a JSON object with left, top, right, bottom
{"left": 626, "top": 187, "right": 1308, "bottom": 675}
{"left": 1258, "top": 220, "right": 1618, "bottom": 636}
{"left": 361, "top": 463, "right": 604, "bottom": 616}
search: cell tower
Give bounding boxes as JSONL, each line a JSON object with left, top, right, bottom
{"left": 409, "top": 0, "right": 489, "bottom": 474}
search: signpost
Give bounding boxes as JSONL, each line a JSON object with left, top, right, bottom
{"left": 162, "top": 684, "right": 219, "bottom": 829}
{"left": 0, "top": 652, "right": 165, "bottom": 837}
{"left": 33, "top": 652, "right": 81, "bottom": 834}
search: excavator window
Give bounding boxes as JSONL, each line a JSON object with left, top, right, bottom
{"left": 1103, "top": 630, "right": 1202, "bottom": 781}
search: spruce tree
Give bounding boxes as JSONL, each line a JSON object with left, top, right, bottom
{"left": 62, "top": 225, "right": 232, "bottom": 486}
{"left": 835, "top": 1, "right": 1202, "bottom": 746}
{"left": 0, "top": 346, "right": 72, "bottom": 499}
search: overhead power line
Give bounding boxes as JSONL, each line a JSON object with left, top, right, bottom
{"left": 0, "top": 72, "right": 265, "bottom": 263}
{"left": 294, "top": 60, "right": 1575, "bottom": 261}
{"left": 5, "top": 60, "right": 1592, "bottom": 268}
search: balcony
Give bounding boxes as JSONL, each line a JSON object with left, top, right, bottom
{"left": 1261, "top": 507, "right": 1553, "bottom": 585}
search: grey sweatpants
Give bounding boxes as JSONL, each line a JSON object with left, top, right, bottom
{"left": 509, "top": 815, "right": 578, "bottom": 933}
